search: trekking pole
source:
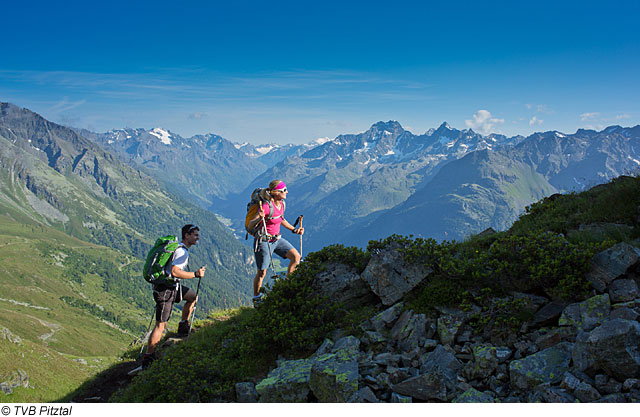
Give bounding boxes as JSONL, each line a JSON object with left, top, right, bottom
{"left": 293, "top": 215, "right": 304, "bottom": 259}
{"left": 137, "top": 306, "right": 157, "bottom": 358}
{"left": 188, "top": 265, "right": 206, "bottom": 335}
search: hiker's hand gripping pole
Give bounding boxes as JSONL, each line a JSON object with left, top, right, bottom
{"left": 189, "top": 265, "right": 206, "bottom": 335}
{"left": 293, "top": 215, "right": 304, "bottom": 259}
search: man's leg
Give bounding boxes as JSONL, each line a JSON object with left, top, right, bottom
{"left": 146, "top": 321, "right": 166, "bottom": 355}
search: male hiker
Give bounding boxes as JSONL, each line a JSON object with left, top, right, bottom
{"left": 141, "top": 224, "right": 206, "bottom": 369}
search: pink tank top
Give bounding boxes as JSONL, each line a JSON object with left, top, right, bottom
{"left": 262, "top": 201, "right": 285, "bottom": 236}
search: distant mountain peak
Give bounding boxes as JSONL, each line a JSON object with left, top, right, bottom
{"left": 439, "top": 122, "right": 452, "bottom": 130}
{"left": 149, "top": 128, "right": 172, "bottom": 145}
{"left": 371, "top": 120, "right": 404, "bottom": 132}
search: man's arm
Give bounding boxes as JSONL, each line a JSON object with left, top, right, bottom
{"left": 171, "top": 265, "right": 206, "bottom": 279}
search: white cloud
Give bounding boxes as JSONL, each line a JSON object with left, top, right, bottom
{"left": 529, "top": 116, "right": 543, "bottom": 127}
{"left": 464, "top": 110, "right": 504, "bottom": 135}
{"left": 616, "top": 113, "right": 631, "bottom": 120}
{"left": 188, "top": 112, "right": 208, "bottom": 120}
{"left": 580, "top": 112, "right": 600, "bottom": 121}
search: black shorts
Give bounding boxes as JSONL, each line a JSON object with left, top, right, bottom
{"left": 153, "top": 283, "right": 196, "bottom": 323}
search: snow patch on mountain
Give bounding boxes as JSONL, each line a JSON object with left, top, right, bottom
{"left": 149, "top": 128, "right": 172, "bottom": 145}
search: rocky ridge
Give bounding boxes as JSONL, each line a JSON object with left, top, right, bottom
{"left": 237, "top": 241, "right": 640, "bottom": 402}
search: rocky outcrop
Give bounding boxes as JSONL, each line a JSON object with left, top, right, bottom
{"left": 361, "top": 244, "right": 433, "bottom": 305}
{"left": 250, "top": 244, "right": 640, "bottom": 403}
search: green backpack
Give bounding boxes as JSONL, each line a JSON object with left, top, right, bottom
{"left": 143, "top": 235, "right": 181, "bottom": 284}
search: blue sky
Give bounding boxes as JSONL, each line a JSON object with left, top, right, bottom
{"left": 1, "top": 0, "right": 639, "bottom": 144}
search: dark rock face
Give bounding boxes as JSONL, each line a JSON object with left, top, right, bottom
{"left": 586, "top": 319, "right": 640, "bottom": 380}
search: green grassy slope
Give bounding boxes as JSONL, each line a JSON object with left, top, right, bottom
{"left": 0, "top": 215, "right": 160, "bottom": 402}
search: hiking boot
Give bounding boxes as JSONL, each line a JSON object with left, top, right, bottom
{"left": 252, "top": 294, "right": 263, "bottom": 307}
{"left": 141, "top": 353, "right": 156, "bottom": 370}
{"left": 177, "top": 320, "right": 191, "bottom": 337}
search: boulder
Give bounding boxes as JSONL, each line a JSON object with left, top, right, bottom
{"left": 391, "top": 372, "right": 449, "bottom": 401}
{"left": 574, "top": 382, "right": 601, "bottom": 402}
{"left": 367, "top": 302, "right": 404, "bottom": 333}
{"left": 361, "top": 244, "right": 433, "bottom": 305}
{"left": 453, "top": 388, "right": 495, "bottom": 403}
{"left": 436, "top": 308, "right": 467, "bottom": 346}
{"left": 559, "top": 294, "right": 611, "bottom": 331}
{"left": 308, "top": 336, "right": 360, "bottom": 402}
{"left": 531, "top": 301, "right": 566, "bottom": 328}
{"left": 608, "top": 279, "right": 639, "bottom": 303}
{"left": 255, "top": 359, "right": 314, "bottom": 402}
{"left": 394, "top": 313, "right": 435, "bottom": 352}
{"left": 509, "top": 344, "right": 572, "bottom": 390}
{"left": 347, "top": 387, "right": 379, "bottom": 403}
{"left": 586, "top": 242, "right": 640, "bottom": 292}
{"left": 572, "top": 331, "right": 595, "bottom": 372}
{"left": 312, "top": 262, "right": 377, "bottom": 306}
{"left": 235, "top": 382, "right": 258, "bottom": 402}
{"left": 533, "top": 327, "right": 575, "bottom": 350}
{"left": 464, "top": 344, "right": 499, "bottom": 380}
{"left": 610, "top": 306, "right": 639, "bottom": 321}
{"left": 586, "top": 319, "right": 640, "bottom": 380}
{"left": 390, "top": 392, "right": 413, "bottom": 403}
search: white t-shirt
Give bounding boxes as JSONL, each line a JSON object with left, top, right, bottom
{"left": 165, "top": 243, "right": 188, "bottom": 277}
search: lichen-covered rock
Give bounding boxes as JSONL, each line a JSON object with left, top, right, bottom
{"left": 608, "top": 279, "right": 639, "bottom": 303}
{"left": 361, "top": 244, "right": 433, "bottom": 305}
{"left": 509, "top": 344, "right": 571, "bottom": 390}
{"left": 391, "top": 392, "right": 412, "bottom": 402}
{"left": 453, "top": 388, "right": 495, "bottom": 403}
{"left": 586, "top": 242, "right": 640, "bottom": 292}
{"left": 464, "top": 344, "right": 499, "bottom": 380}
{"left": 586, "top": 319, "right": 640, "bottom": 380}
{"left": 235, "top": 382, "right": 258, "bottom": 402}
{"left": 368, "top": 302, "right": 404, "bottom": 333}
{"left": 436, "top": 308, "right": 467, "bottom": 346}
{"left": 559, "top": 294, "right": 611, "bottom": 331}
{"left": 395, "top": 313, "right": 434, "bottom": 352}
{"left": 256, "top": 359, "right": 313, "bottom": 402}
{"left": 308, "top": 336, "right": 360, "bottom": 402}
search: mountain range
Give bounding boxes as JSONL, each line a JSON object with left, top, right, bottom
{"left": 70, "top": 113, "right": 640, "bottom": 253}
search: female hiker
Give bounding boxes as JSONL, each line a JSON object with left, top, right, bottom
{"left": 247, "top": 180, "right": 304, "bottom": 306}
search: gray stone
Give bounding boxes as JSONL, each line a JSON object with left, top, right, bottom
{"left": 595, "top": 393, "right": 627, "bottom": 402}
{"left": 396, "top": 313, "right": 433, "bottom": 352}
{"left": 608, "top": 279, "right": 640, "bottom": 303}
{"left": 535, "top": 385, "right": 576, "bottom": 403}
{"left": 464, "top": 344, "right": 499, "bottom": 380}
{"left": 574, "top": 382, "right": 601, "bottom": 402}
{"left": 256, "top": 359, "right": 313, "bottom": 402}
{"left": 496, "top": 347, "right": 513, "bottom": 363}
{"left": 362, "top": 330, "right": 386, "bottom": 346}
{"left": 391, "top": 372, "right": 449, "bottom": 401}
{"left": 312, "top": 262, "right": 377, "bottom": 306}
{"left": 390, "top": 392, "right": 413, "bottom": 403}
{"left": 373, "top": 352, "right": 400, "bottom": 366}
{"left": 534, "top": 327, "right": 575, "bottom": 350}
{"left": 610, "top": 306, "right": 639, "bottom": 321}
{"left": 586, "top": 242, "right": 640, "bottom": 292}
{"left": 586, "top": 318, "right": 640, "bottom": 380}
{"left": 595, "top": 374, "right": 622, "bottom": 395}
{"left": 361, "top": 244, "right": 433, "bottom": 305}
{"left": 347, "top": 387, "right": 379, "bottom": 403}
{"left": 531, "top": 301, "right": 566, "bottom": 328}
{"left": 436, "top": 308, "right": 466, "bottom": 346}
{"left": 332, "top": 336, "right": 360, "bottom": 356}
{"left": 369, "top": 302, "right": 405, "bottom": 333}
{"left": 560, "top": 372, "right": 581, "bottom": 391}
{"left": 572, "top": 331, "right": 595, "bottom": 372}
{"left": 509, "top": 344, "right": 572, "bottom": 390}
{"left": 312, "top": 339, "right": 334, "bottom": 358}
{"left": 235, "top": 382, "right": 258, "bottom": 402}
{"left": 0, "top": 326, "right": 22, "bottom": 345}
{"left": 453, "top": 388, "right": 495, "bottom": 403}
{"left": 422, "top": 339, "right": 438, "bottom": 350}
{"left": 309, "top": 354, "right": 359, "bottom": 402}
{"left": 623, "top": 378, "right": 640, "bottom": 391}
{"left": 559, "top": 294, "right": 611, "bottom": 331}
{"left": 1, "top": 383, "right": 11, "bottom": 395}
